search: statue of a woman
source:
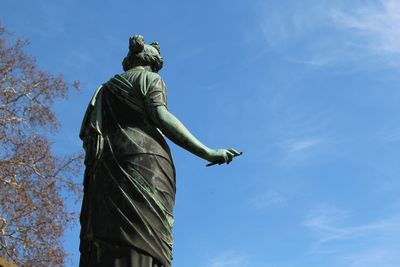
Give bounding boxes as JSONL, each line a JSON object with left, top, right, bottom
{"left": 78, "top": 35, "right": 240, "bottom": 267}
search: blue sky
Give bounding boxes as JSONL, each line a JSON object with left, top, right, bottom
{"left": 2, "top": 0, "right": 400, "bottom": 266}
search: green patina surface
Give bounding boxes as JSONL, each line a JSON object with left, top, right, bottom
{"left": 79, "top": 35, "right": 241, "bottom": 267}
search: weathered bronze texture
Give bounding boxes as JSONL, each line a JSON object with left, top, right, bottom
{"left": 79, "top": 35, "right": 240, "bottom": 267}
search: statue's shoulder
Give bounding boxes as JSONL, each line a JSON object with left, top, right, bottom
{"left": 144, "top": 70, "right": 162, "bottom": 81}
{"left": 123, "top": 68, "right": 162, "bottom": 83}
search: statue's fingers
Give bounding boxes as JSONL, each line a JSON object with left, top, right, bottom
{"left": 226, "top": 150, "right": 235, "bottom": 157}
{"left": 224, "top": 152, "right": 232, "bottom": 163}
{"left": 228, "top": 148, "right": 241, "bottom": 156}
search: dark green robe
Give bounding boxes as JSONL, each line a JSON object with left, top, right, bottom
{"left": 79, "top": 67, "right": 175, "bottom": 267}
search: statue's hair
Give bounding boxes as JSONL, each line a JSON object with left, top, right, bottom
{"left": 122, "top": 35, "right": 164, "bottom": 72}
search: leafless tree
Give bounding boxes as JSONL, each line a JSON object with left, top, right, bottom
{"left": 0, "top": 24, "right": 82, "bottom": 266}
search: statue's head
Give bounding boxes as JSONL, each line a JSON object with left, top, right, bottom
{"left": 122, "top": 35, "right": 163, "bottom": 73}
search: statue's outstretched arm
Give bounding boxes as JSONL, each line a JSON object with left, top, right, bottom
{"left": 150, "top": 105, "right": 240, "bottom": 165}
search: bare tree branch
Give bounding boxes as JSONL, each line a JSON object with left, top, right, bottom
{"left": 0, "top": 24, "right": 82, "bottom": 266}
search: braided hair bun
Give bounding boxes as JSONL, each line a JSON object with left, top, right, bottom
{"left": 122, "top": 35, "right": 164, "bottom": 72}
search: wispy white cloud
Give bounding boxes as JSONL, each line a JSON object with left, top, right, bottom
{"left": 304, "top": 204, "right": 400, "bottom": 266}
{"left": 272, "top": 110, "right": 329, "bottom": 165}
{"left": 377, "top": 127, "right": 400, "bottom": 143}
{"left": 304, "top": 205, "right": 396, "bottom": 244}
{"left": 268, "top": 94, "right": 330, "bottom": 158}
{"left": 259, "top": 0, "right": 400, "bottom": 69}
{"left": 208, "top": 252, "right": 248, "bottom": 267}
{"left": 249, "top": 190, "right": 287, "bottom": 209}
{"left": 343, "top": 247, "right": 400, "bottom": 267}
{"left": 331, "top": 0, "right": 400, "bottom": 55}
{"left": 286, "top": 138, "right": 322, "bottom": 153}
{"left": 277, "top": 137, "right": 325, "bottom": 166}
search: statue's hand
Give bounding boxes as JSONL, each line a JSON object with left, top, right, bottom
{"left": 206, "top": 148, "right": 241, "bottom": 165}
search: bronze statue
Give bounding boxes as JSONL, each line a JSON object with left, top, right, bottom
{"left": 79, "top": 35, "right": 241, "bottom": 267}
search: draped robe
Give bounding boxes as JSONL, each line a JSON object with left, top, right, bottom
{"left": 79, "top": 66, "right": 175, "bottom": 267}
